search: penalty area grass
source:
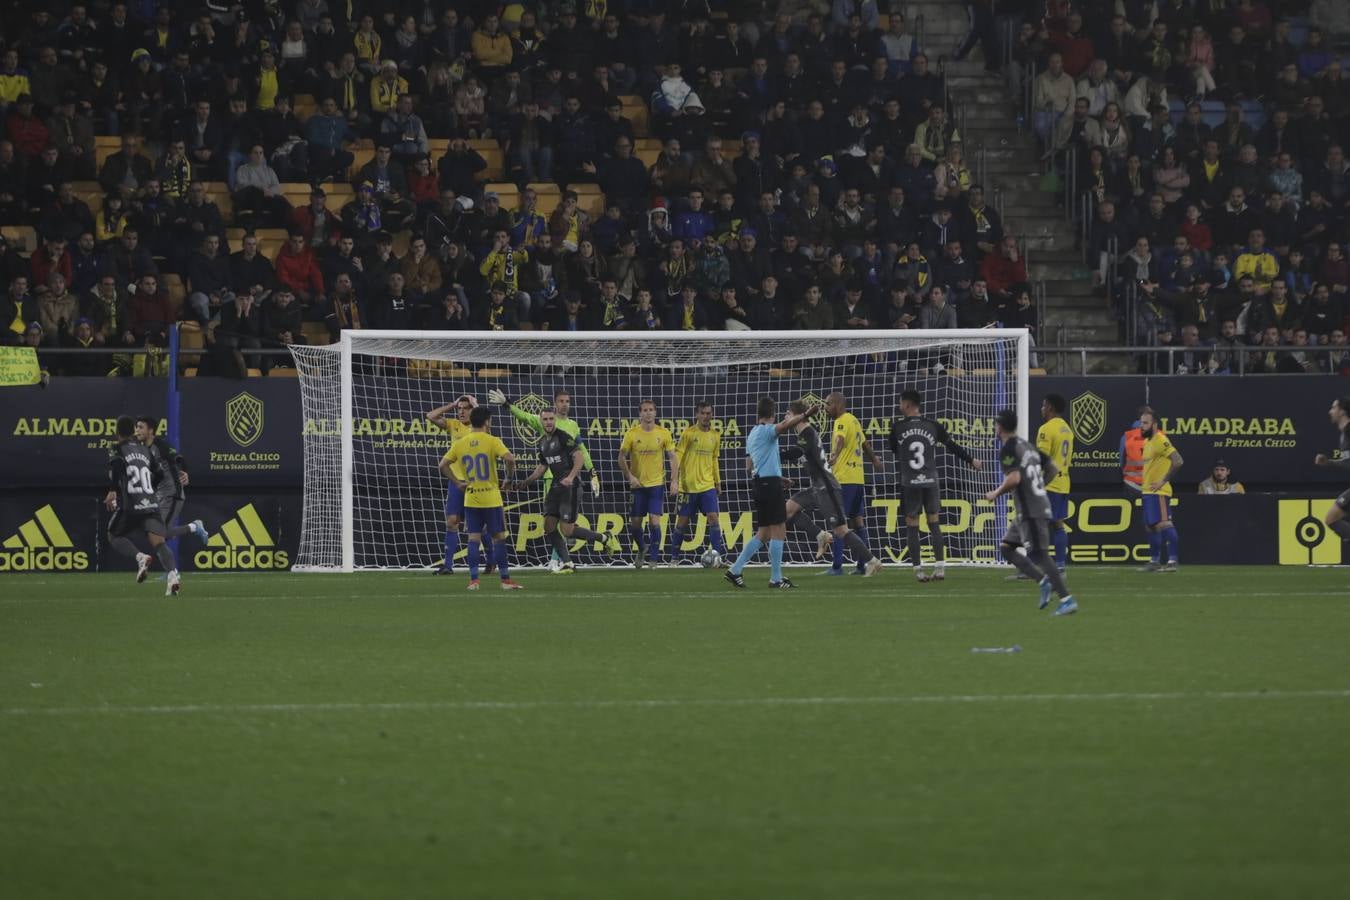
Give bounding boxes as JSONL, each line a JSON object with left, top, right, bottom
{"left": 1, "top": 565, "right": 1348, "bottom": 900}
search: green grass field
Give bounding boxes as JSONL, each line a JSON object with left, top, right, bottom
{"left": 2, "top": 565, "right": 1348, "bottom": 899}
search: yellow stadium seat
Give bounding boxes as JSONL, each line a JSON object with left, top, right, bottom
{"left": 246, "top": 368, "right": 263, "bottom": 378}
{"left": 301, "top": 322, "right": 332, "bottom": 345}
{"left": 1, "top": 225, "right": 37, "bottom": 252}
{"left": 268, "top": 367, "right": 300, "bottom": 376}
{"left": 476, "top": 367, "right": 513, "bottom": 378}
{"left": 183, "top": 367, "right": 198, "bottom": 377}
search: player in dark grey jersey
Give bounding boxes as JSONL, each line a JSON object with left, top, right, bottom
{"left": 105, "top": 416, "right": 181, "bottom": 595}
{"left": 135, "top": 416, "right": 210, "bottom": 549}
{"left": 1314, "top": 396, "right": 1350, "bottom": 541}
{"left": 517, "top": 410, "right": 622, "bottom": 572}
{"left": 887, "top": 390, "right": 983, "bottom": 582}
{"left": 986, "top": 410, "right": 1077, "bottom": 616}
{"left": 782, "top": 401, "right": 882, "bottom": 576}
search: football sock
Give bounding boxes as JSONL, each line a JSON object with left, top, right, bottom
{"left": 844, "top": 530, "right": 873, "bottom": 563}
{"left": 854, "top": 526, "right": 872, "bottom": 570}
{"left": 1148, "top": 530, "right": 1161, "bottom": 563}
{"left": 667, "top": 524, "right": 685, "bottom": 558}
{"left": 1034, "top": 550, "right": 1071, "bottom": 598}
{"left": 631, "top": 522, "right": 646, "bottom": 556}
{"left": 108, "top": 535, "right": 140, "bottom": 558}
{"left": 769, "top": 539, "right": 785, "bottom": 582}
{"left": 1331, "top": 519, "right": 1350, "bottom": 540}
{"left": 166, "top": 523, "right": 195, "bottom": 538}
{"left": 154, "top": 542, "right": 175, "bottom": 572}
{"left": 709, "top": 524, "right": 726, "bottom": 555}
{"left": 481, "top": 534, "right": 495, "bottom": 564}
{"left": 731, "top": 536, "right": 762, "bottom": 575}
{"left": 1162, "top": 525, "right": 1178, "bottom": 564}
{"left": 443, "top": 530, "right": 459, "bottom": 570}
{"left": 646, "top": 523, "right": 661, "bottom": 561}
{"left": 1052, "top": 527, "right": 1068, "bottom": 568}
{"left": 930, "top": 521, "right": 946, "bottom": 563}
{"left": 906, "top": 525, "right": 923, "bottom": 568}
{"left": 1001, "top": 543, "right": 1042, "bottom": 580}
{"left": 494, "top": 540, "right": 510, "bottom": 579}
{"left": 547, "top": 529, "right": 571, "bottom": 564}
{"left": 570, "top": 525, "right": 605, "bottom": 544}
{"left": 831, "top": 535, "right": 846, "bottom": 570}
{"left": 467, "top": 541, "right": 480, "bottom": 580}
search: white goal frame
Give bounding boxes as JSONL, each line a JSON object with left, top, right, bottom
{"left": 302, "top": 328, "right": 1030, "bottom": 573}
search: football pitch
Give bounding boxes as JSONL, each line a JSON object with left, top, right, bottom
{"left": 2, "top": 565, "right": 1347, "bottom": 899}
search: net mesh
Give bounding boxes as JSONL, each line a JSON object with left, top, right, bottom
{"left": 292, "top": 331, "right": 1026, "bottom": 572}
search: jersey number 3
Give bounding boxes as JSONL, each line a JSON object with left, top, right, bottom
{"left": 907, "top": 440, "right": 926, "bottom": 471}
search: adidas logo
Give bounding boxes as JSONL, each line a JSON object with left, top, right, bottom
{"left": 194, "top": 503, "right": 290, "bottom": 570}
{"left": 0, "top": 505, "right": 90, "bottom": 571}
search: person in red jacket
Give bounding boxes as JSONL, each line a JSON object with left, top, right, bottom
{"left": 273, "top": 230, "right": 326, "bottom": 311}
{"left": 979, "top": 235, "right": 1029, "bottom": 304}
{"left": 5, "top": 95, "right": 49, "bottom": 160}
{"left": 1044, "top": 12, "right": 1095, "bottom": 79}
{"left": 123, "top": 273, "right": 174, "bottom": 346}
{"left": 29, "top": 234, "right": 72, "bottom": 289}
{"left": 287, "top": 188, "right": 342, "bottom": 250}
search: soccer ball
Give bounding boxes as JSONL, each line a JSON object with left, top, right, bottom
{"left": 700, "top": 548, "right": 722, "bottom": 568}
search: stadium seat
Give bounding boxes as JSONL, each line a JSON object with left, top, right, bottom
{"left": 476, "top": 367, "right": 513, "bottom": 377}
{"left": 268, "top": 367, "right": 299, "bottom": 376}
{"left": 571, "top": 185, "right": 605, "bottom": 218}
{"left": 292, "top": 93, "right": 317, "bottom": 121}
{"left": 246, "top": 368, "right": 263, "bottom": 378}
{"left": 182, "top": 367, "right": 198, "bottom": 377}
{"left": 301, "top": 322, "right": 333, "bottom": 345}
{"left": 1, "top": 225, "right": 36, "bottom": 252}
{"left": 619, "top": 95, "right": 649, "bottom": 136}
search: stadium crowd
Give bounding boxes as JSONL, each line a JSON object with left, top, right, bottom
{"left": 0, "top": 1, "right": 1344, "bottom": 376}
{"left": 1030, "top": 0, "right": 1350, "bottom": 373}
{"left": 0, "top": 0, "right": 1037, "bottom": 377}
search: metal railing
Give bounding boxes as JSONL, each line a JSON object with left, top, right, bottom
{"left": 1063, "top": 144, "right": 1077, "bottom": 222}
{"left": 1050, "top": 345, "right": 1348, "bottom": 377}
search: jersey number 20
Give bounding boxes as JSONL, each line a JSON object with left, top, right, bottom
{"left": 461, "top": 453, "right": 491, "bottom": 481}
{"left": 126, "top": 466, "right": 155, "bottom": 495}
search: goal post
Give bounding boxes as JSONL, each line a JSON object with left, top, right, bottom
{"left": 291, "top": 329, "right": 1031, "bottom": 573}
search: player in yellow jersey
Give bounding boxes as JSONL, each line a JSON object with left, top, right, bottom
{"left": 1138, "top": 407, "right": 1183, "bottom": 573}
{"left": 427, "top": 394, "right": 486, "bottom": 574}
{"left": 666, "top": 400, "right": 726, "bottom": 564}
{"left": 441, "top": 406, "right": 522, "bottom": 590}
{"left": 618, "top": 399, "right": 679, "bottom": 567}
{"left": 1036, "top": 394, "right": 1074, "bottom": 572}
{"left": 825, "top": 391, "right": 883, "bottom": 573}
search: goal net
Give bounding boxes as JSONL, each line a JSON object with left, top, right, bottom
{"left": 291, "top": 330, "right": 1029, "bottom": 572}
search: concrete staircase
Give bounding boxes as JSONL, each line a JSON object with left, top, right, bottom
{"left": 909, "top": 0, "right": 1128, "bottom": 373}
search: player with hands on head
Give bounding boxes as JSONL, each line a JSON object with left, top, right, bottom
{"left": 825, "top": 392, "right": 884, "bottom": 574}
{"left": 1313, "top": 395, "right": 1350, "bottom": 541}
{"left": 667, "top": 400, "right": 728, "bottom": 564}
{"left": 887, "top": 390, "right": 983, "bottom": 582}
{"left": 517, "top": 410, "right": 623, "bottom": 572}
{"left": 427, "top": 393, "right": 489, "bottom": 574}
{"left": 985, "top": 409, "right": 1077, "bottom": 615}
{"left": 782, "top": 400, "right": 882, "bottom": 577}
{"left": 441, "top": 406, "right": 522, "bottom": 590}
{"left": 618, "top": 399, "right": 679, "bottom": 567}
{"left": 725, "top": 397, "right": 819, "bottom": 590}
{"left": 105, "top": 415, "right": 181, "bottom": 596}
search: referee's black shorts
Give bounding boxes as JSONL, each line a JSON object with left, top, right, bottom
{"left": 752, "top": 476, "right": 786, "bottom": 528}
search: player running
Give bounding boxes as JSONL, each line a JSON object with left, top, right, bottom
{"left": 427, "top": 394, "right": 490, "bottom": 574}
{"left": 784, "top": 400, "right": 882, "bottom": 576}
{"left": 725, "top": 397, "right": 818, "bottom": 589}
{"left": 1036, "top": 394, "right": 1074, "bottom": 571}
{"left": 887, "top": 390, "right": 983, "bottom": 582}
{"left": 517, "top": 410, "right": 622, "bottom": 572}
{"left": 824, "top": 392, "right": 883, "bottom": 574}
{"left": 134, "top": 415, "right": 209, "bottom": 561}
{"left": 667, "top": 400, "right": 727, "bottom": 564}
{"left": 105, "top": 415, "right": 181, "bottom": 596}
{"left": 986, "top": 410, "right": 1077, "bottom": 615}
{"left": 618, "top": 399, "right": 679, "bottom": 568}
{"left": 443, "top": 406, "right": 522, "bottom": 590}
{"left": 1138, "top": 407, "right": 1183, "bottom": 572}
{"left": 1313, "top": 396, "right": 1350, "bottom": 540}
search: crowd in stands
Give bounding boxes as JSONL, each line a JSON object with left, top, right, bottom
{"left": 0, "top": 0, "right": 1046, "bottom": 377}
{"left": 1025, "top": 0, "right": 1350, "bottom": 373}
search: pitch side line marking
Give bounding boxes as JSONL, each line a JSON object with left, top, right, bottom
{"left": 4, "top": 689, "right": 1349, "bottom": 717}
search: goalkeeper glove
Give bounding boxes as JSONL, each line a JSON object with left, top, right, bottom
{"left": 487, "top": 388, "right": 511, "bottom": 406}
{"left": 590, "top": 473, "right": 601, "bottom": 497}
